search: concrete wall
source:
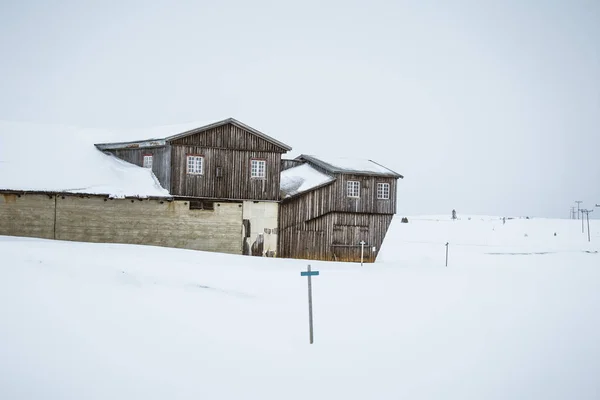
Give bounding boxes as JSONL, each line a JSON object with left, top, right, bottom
{"left": 241, "top": 201, "right": 279, "bottom": 257}
{"left": 0, "top": 193, "right": 244, "bottom": 255}
{"left": 0, "top": 193, "right": 56, "bottom": 239}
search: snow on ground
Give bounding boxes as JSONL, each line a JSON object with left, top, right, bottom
{"left": 0, "top": 121, "right": 169, "bottom": 198}
{"left": 280, "top": 163, "right": 335, "bottom": 198}
{"left": 1, "top": 216, "right": 599, "bottom": 399}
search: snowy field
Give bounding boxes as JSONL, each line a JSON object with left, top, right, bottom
{"left": 1, "top": 215, "right": 599, "bottom": 399}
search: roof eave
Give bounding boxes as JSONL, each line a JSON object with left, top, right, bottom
{"left": 297, "top": 154, "right": 403, "bottom": 178}
{"left": 280, "top": 178, "right": 336, "bottom": 201}
{"left": 95, "top": 140, "right": 166, "bottom": 151}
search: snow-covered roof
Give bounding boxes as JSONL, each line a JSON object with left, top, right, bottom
{"left": 95, "top": 118, "right": 292, "bottom": 152}
{"left": 297, "top": 155, "right": 403, "bottom": 178}
{"left": 280, "top": 163, "right": 335, "bottom": 198}
{"left": 0, "top": 121, "right": 170, "bottom": 198}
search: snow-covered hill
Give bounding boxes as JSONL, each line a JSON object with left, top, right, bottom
{"left": 1, "top": 216, "right": 599, "bottom": 399}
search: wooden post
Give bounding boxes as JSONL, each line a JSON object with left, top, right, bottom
{"left": 445, "top": 242, "right": 449, "bottom": 267}
{"left": 360, "top": 240, "right": 365, "bottom": 266}
{"left": 307, "top": 264, "right": 314, "bottom": 344}
{"left": 301, "top": 264, "right": 319, "bottom": 344}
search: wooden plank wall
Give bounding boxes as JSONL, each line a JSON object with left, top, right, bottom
{"left": 278, "top": 173, "right": 397, "bottom": 231}
{"left": 169, "top": 124, "right": 288, "bottom": 153}
{"left": 169, "top": 123, "right": 285, "bottom": 200}
{"left": 106, "top": 146, "right": 171, "bottom": 190}
{"left": 278, "top": 212, "right": 394, "bottom": 262}
{"left": 279, "top": 184, "right": 334, "bottom": 230}
{"left": 330, "top": 174, "right": 397, "bottom": 214}
{"left": 170, "top": 147, "right": 281, "bottom": 200}
{"left": 281, "top": 159, "right": 305, "bottom": 171}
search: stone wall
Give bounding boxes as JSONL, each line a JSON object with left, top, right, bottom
{"left": 0, "top": 193, "right": 244, "bottom": 255}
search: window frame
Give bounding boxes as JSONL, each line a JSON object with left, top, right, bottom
{"left": 186, "top": 154, "right": 204, "bottom": 175}
{"left": 250, "top": 158, "right": 267, "bottom": 179}
{"left": 142, "top": 154, "right": 153, "bottom": 169}
{"left": 347, "top": 180, "right": 360, "bottom": 198}
{"left": 377, "top": 182, "right": 390, "bottom": 200}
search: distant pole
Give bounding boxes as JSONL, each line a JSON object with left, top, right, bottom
{"left": 570, "top": 206, "right": 576, "bottom": 219}
{"left": 581, "top": 209, "right": 593, "bottom": 242}
{"left": 445, "top": 242, "right": 449, "bottom": 267}
{"left": 575, "top": 201, "right": 583, "bottom": 219}
{"left": 581, "top": 210, "right": 585, "bottom": 233}
{"left": 587, "top": 211, "right": 591, "bottom": 242}
{"left": 300, "top": 264, "right": 320, "bottom": 344}
{"left": 360, "top": 240, "right": 366, "bottom": 266}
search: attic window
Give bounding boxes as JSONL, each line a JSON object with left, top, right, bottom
{"left": 143, "top": 154, "right": 153, "bottom": 169}
{"left": 189, "top": 200, "right": 214, "bottom": 210}
{"left": 347, "top": 181, "right": 360, "bottom": 198}
{"left": 377, "top": 183, "right": 390, "bottom": 199}
{"left": 187, "top": 155, "right": 204, "bottom": 175}
{"left": 251, "top": 159, "right": 266, "bottom": 178}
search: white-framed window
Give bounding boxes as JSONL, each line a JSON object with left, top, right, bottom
{"left": 186, "top": 155, "right": 204, "bottom": 175}
{"left": 377, "top": 182, "right": 390, "bottom": 199}
{"left": 347, "top": 181, "right": 360, "bottom": 198}
{"left": 251, "top": 159, "right": 266, "bottom": 178}
{"left": 142, "top": 154, "right": 153, "bottom": 169}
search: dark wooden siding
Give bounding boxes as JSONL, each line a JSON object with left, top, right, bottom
{"left": 279, "top": 184, "right": 334, "bottom": 230}
{"left": 281, "top": 159, "right": 305, "bottom": 171}
{"left": 169, "top": 123, "right": 288, "bottom": 153}
{"left": 170, "top": 146, "right": 282, "bottom": 200}
{"left": 104, "top": 146, "right": 171, "bottom": 190}
{"left": 330, "top": 174, "right": 397, "bottom": 214}
{"left": 278, "top": 174, "right": 396, "bottom": 230}
{"left": 278, "top": 171, "right": 398, "bottom": 262}
{"left": 278, "top": 212, "right": 393, "bottom": 263}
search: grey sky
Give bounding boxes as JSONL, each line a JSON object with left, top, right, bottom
{"left": 1, "top": 0, "right": 599, "bottom": 218}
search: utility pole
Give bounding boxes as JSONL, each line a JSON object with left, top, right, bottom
{"left": 581, "top": 209, "right": 593, "bottom": 242}
{"left": 575, "top": 201, "right": 583, "bottom": 219}
{"left": 570, "top": 206, "right": 576, "bottom": 219}
{"left": 581, "top": 210, "right": 585, "bottom": 233}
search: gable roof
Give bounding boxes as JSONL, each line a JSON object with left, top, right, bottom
{"left": 0, "top": 121, "right": 170, "bottom": 198}
{"left": 95, "top": 118, "right": 292, "bottom": 152}
{"left": 280, "top": 163, "right": 336, "bottom": 199}
{"left": 296, "top": 155, "right": 403, "bottom": 178}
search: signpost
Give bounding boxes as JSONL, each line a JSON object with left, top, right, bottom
{"left": 445, "top": 242, "right": 449, "bottom": 267}
{"left": 360, "top": 240, "right": 366, "bottom": 266}
{"left": 300, "top": 264, "right": 319, "bottom": 344}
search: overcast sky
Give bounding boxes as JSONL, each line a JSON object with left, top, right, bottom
{"left": 1, "top": 0, "right": 598, "bottom": 218}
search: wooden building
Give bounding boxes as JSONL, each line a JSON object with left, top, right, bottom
{"left": 95, "top": 118, "right": 292, "bottom": 257}
{"left": 278, "top": 155, "right": 403, "bottom": 263}
{"left": 1, "top": 118, "right": 402, "bottom": 262}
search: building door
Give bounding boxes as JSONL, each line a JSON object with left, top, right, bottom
{"left": 331, "top": 225, "right": 371, "bottom": 262}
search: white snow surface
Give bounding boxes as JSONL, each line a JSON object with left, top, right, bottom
{"left": 1, "top": 216, "right": 599, "bottom": 399}
{"left": 280, "top": 163, "right": 335, "bottom": 197}
{"left": 304, "top": 154, "right": 398, "bottom": 175}
{"left": 0, "top": 121, "right": 170, "bottom": 197}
